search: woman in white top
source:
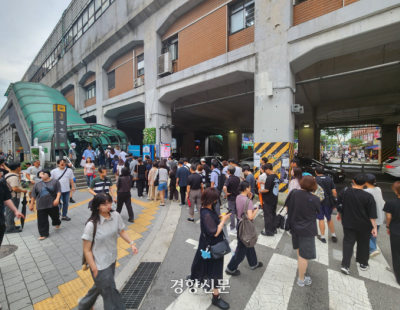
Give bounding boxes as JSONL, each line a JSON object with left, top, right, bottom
{"left": 114, "top": 145, "right": 121, "bottom": 157}
{"left": 155, "top": 162, "right": 169, "bottom": 206}
{"left": 116, "top": 159, "right": 125, "bottom": 181}
{"left": 364, "top": 174, "right": 385, "bottom": 257}
{"left": 119, "top": 149, "right": 127, "bottom": 162}
{"left": 84, "top": 157, "right": 95, "bottom": 188}
{"left": 79, "top": 193, "right": 138, "bottom": 309}
{"left": 289, "top": 167, "right": 302, "bottom": 192}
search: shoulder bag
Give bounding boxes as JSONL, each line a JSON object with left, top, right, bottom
{"left": 154, "top": 169, "right": 159, "bottom": 187}
{"left": 238, "top": 198, "right": 258, "bottom": 247}
{"left": 336, "top": 187, "right": 348, "bottom": 214}
{"left": 82, "top": 220, "right": 97, "bottom": 271}
{"left": 203, "top": 231, "right": 231, "bottom": 259}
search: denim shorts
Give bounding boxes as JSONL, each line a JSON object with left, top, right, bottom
{"left": 316, "top": 205, "right": 333, "bottom": 221}
{"left": 158, "top": 182, "right": 168, "bottom": 191}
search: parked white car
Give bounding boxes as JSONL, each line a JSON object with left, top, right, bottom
{"left": 382, "top": 156, "right": 400, "bottom": 178}
{"left": 239, "top": 157, "right": 254, "bottom": 169}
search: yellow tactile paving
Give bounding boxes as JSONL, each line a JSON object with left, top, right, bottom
{"left": 134, "top": 218, "right": 152, "bottom": 226}
{"left": 33, "top": 197, "right": 158, "bottom": 309}
{"left": 33, "top": 293, "right": 69, "bottom": 310}
{"left": 116, "top": 261, "right": 121, "bottom": 268}
{"left": 127, "top": 223, "right": 148, "bottom": 233}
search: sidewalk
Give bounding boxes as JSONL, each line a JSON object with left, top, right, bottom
{"left": 0, "top": 188, "right": 162, "bottom": 310}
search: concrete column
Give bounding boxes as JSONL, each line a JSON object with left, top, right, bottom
{"left": 298, "top": 122, "right": 319, "bottom": 159}
{"left": 75, "top": 84, "right": 86, "bottom": 111}
{"left": 183, "top": 131, "right": 195, "bottom": 159}
{"left": 253, "top": 0, "right": 294, "bottom": 193}
{"left": 223, "top": 135, "right": 229, "bottom": 159}
{"left": 379, "top": 125, "right": 398, "bottom": 163}
{"left": 143, "top": 28, "right": 172, "bottom": 145}
{"left": 227, "top": 128, "right": 242, "bottom": 160}
{"left": 205, "top": 137, "right": 209, "bottom": 156}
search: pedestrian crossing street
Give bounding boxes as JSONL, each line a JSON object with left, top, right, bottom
{"left": 168, "top": 208, "right": 399, "bottom": 310}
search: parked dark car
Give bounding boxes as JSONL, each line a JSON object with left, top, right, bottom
{"left": 296, "top": 156, "right": 345, "bottom": 183}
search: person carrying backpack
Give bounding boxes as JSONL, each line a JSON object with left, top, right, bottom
{"left": 225, "top": 181, "right": 262, "bottom": 276}
{"left": 210, "top": 160, "right": 225, "bottom": 215}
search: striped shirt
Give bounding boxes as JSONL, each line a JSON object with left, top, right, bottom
{"left": 90, "top": 176, "right": 113, "bottom": 194}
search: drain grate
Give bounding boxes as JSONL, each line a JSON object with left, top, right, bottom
{"left": 120, "top": 262, "right": 161, "bottom": 309}
{"left": 0, "top": 245, "right": 18, "bottom": 259}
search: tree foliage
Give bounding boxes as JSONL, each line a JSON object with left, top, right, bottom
{"left": 347, "top": 138, "right": 363, "bottom": 147}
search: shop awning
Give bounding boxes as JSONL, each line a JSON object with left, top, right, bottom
{"left": 365, "top": 145, "right": 379, "bottom": 149}
{"left": 373, "top": 147, "right": 379, "bottom": 150}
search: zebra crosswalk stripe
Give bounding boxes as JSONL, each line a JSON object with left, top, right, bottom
{"left": 328, "top": 269, "right": 373, "bottom": 310}
{"left": 245, "top": 253, "right": 298, "bottom": 310}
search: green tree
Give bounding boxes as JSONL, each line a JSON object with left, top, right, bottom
{"left": 294, "top": 129, "right": 298, "bottom": 150}
{"left": 347, "top": 138, "right": 363, "bottom": 147}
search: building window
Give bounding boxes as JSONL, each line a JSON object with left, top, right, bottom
{"left": 137, "top": 54, "right": 144, "bottom": 77}
{"left": 162, "top": 37, "right": 178, "bottom": 61}
{"left": 108, "top": 71, "right": 115, "bottom": 90}
{"left": 86, "top": 84, "right": 96, "bottom": 100}
{"left": 229, "top": 0, "right": 255, "bottom": 35}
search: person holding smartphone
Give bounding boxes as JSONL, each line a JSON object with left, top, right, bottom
{"left": 225, "top": 181, "right": 262, "bottom": 276}
{"left": 336, "top": 174, "right": 377, "bottom": 275}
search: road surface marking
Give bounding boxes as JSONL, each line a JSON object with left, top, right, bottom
{"left": 314, "top": 220, "right": 329, "bottom": 266}
{"left": 245, "top": 253, "right": 297, "bottom": 310}
{"left": 357, "top": 245, "right": 399, "bottom": 289}
{"left": 256, "top": 229, "right": 284, "bottom": 249}
{"left": 186, "top": 238, "right": 199, "bottom": 249}
{"left": 328, "top": 269, "right": 372, "bottom": 309}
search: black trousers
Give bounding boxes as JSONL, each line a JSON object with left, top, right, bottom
{"left": 145, "top": 179, "right": 149, "bottom": 193}
{"left": 137, "top": 177, "right": 145, "bottom": 197}
{"left": 227, "top": 233, "right": 258, "bottom": 271}
{"left": 390, "top": 233, "right": 400, "bottom": 284}
{"left": 180, "top": 186, "right": 187, "bottom": 205}
{"left": 169, "top": 184, "right": 179, "bottom": 200}
{"left": 117, "top": 192, "right": 134, "bottom": 221}
{"left": 342, "top": 227, "right": 370, "bottom": 268}
{"left": 264, "top": 203, "right": 277, "bottom": 234}
{"left": 0, "top": 224, "right": 6, "bottom": 247}
{"left": 37, "top": 207, "right": 61, "bottom": 237}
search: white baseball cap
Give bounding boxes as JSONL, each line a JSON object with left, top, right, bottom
{"left": 71, "top": 143, "right": 76, "bottom": 147}
{"left": 108, "top": 145, "right": 112, "bottom": 148}
{"left": 200, "top": 158, "right": 206, "bottom": 162}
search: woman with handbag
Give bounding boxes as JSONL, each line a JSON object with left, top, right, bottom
{"left": 285, "top": 176, "right": 320, "bottom": 287}
{"left": 116, "top": 168, "right": 134, "bottom": 222}
{"left": 78, "top": 192, "right": 138, "bottom": 309}
{"left": 155, "top": 162, "right": 168, "bottom": 206}
{"left": 84, "top": 157, "right": 95, "bottom": 188}
{"left": 135, "top": 158, "right": 146, "bottom": 198}
{"left": 225, "top": 181, "right": 262, "bottom": 276}
{"left": 188, "top": 188, "right": 231, "bottom": 310}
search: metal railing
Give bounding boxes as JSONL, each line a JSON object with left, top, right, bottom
{"left": 21, "top": 0, "right": 91, "bottom": 82}
{"left": 327, "top": 162, "right": 382, "bottom": 172}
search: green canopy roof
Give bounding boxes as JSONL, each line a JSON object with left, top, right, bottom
{"left": 12, "top": 82, "right": 127, "bottom": 147}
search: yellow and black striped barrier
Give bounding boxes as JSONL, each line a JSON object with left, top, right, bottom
{"left": 379, "top": 148, "right": 397, "bottom": 163}
{"left": 253, "top": 142, "right": 294, "bottom": 193}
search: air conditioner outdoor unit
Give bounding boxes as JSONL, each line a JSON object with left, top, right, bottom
{"left": 292, "top": 104, "right": 304, "bottom": 114}
{"left": 134, "top": 77, "right": 144, "bottom": 88}
{"left": 158, "top": 52, "right": 173, "bottom": 76}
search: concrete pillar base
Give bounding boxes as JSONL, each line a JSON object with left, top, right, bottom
{"left": 379, "top": 125, "right": 398, "bottom": 163}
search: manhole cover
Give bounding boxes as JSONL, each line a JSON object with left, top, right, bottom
{"left": 0, "top": 245, "right": 18, "bottom": 258}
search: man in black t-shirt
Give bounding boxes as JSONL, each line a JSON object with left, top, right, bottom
{"left": 201, "top": 158, "right": 211, "bottom": 187}
{"left": 259, "top": 163, "right": 280, "bottom": 236}
{"left": 223, "top": 166, "right": 240, "bottom": 233}
{"left": 315, "top": 167, "right": 337, "bottom": 243}
{"left": 186, "top": 164, "right": 204, "bottom": 223}
{"left": 337, "top": 174, "right": 377, "bottom": 275}
{"left": 384, "top": 181, "right": 400, "bottom": 285}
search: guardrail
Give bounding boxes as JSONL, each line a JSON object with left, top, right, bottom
{"left": 327, "top": 162, "right": 382, "bottom": 173}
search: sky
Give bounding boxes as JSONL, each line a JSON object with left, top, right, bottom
{"left": 0, "top": 0, "right": 72, "bottom": 109}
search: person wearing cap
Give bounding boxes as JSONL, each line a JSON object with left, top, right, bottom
{"left": 69, "top": 143, "right": 77, "bottom": 166}
{"left": 364, "top": 174, "right": 385, "bottom": 257}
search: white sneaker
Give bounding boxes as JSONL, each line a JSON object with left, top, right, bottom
{"left": 370, "top": 250, "right": 381, "bottom": 258}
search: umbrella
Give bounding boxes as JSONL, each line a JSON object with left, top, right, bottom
{"left": 20, "top": 192, "right": 27, "bottom": 230}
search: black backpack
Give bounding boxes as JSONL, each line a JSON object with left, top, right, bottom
{"left": 212, "top": 169, "right": 226, "bottom": 191}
